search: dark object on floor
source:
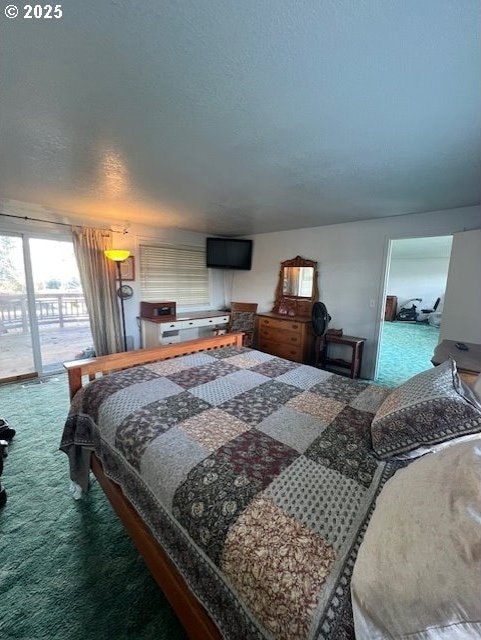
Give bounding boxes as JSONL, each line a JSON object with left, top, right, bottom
{"left": 455, "top": 342, "right": 469, "bottom": 351}
{"left": 0, "top": 419, "right": 15, "bottom": 508}
{"left": 0, "top": 420, "right": 16, "bottom": 441}
{"left": 396, "top": 298, "right": 422, "bottom": 322}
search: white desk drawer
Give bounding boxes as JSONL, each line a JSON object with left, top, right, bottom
{"left": 180, "top": 316, "right": 229, "bottom": 329}
{"left": 159, "top": 320, "right": 183, "bottom": 331}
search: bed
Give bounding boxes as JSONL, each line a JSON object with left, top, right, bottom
{"left": 61, "top": 333, "right": 409, "bottom": 640}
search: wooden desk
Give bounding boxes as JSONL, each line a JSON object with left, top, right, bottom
{"left": 431, "top": 340, "right": 481, "bottom": 386}
{"left": 319, "top": 334, "right": 366, "bottom": 378}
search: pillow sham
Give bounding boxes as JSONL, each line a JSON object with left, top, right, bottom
{"left": 474, "top": 372, "right": 481, "bottom": 401}
{"left": 351, "top": 439, "right": 481, "bottom": 639}
{"left": 371, "top": 358, "right": 481, "bottom": 459}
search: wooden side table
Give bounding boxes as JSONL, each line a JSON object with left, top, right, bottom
{"left": 431, "top": 340, "right": 481, "bottom": 386}
{"left": 318, "top": 334, "right": 366, "bottom": 378}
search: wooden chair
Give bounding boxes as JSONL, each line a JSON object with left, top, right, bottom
{"left": 228, "top": 302, "right": 258, "bottom": 347}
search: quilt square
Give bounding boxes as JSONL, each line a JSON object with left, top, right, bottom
{"left": 275, "top": 365, "right": 332, "bottom": 390}
{"left": 224, "top": 350, "right": 275, "bottom": 369}
{"left": 309, "top": 376, "right": 369, "bottom": 403}
{"left": 144, "top": 359, "right": 197, "bottom": 376}
{"left": 213, "top": 428, "right": 299, "bottom": 487}
{"left": 266, "top": 456, "right": 367, "bottom": 549}
{"left": 221, "top": 495, "right": 336, "bottom": 640}
{"left": 172, "top": 458, "right": 260, "bottom": 565}
{"left": 190, "top": 370, "right": 269, "bottom": 406}
{"left": 165, "top": 360, "right": 238, "bottom": 389}
{"left": 256, "top": 406, "right": 327, "bottom": 453}
{"left": 82, "top": 366, "right": 160, "bottom": 421}
{"left": 349, "top": 384, "right": 391, "bottom": 414}
{"left": 220, "top": 379, "right": 302, "bottom": 426}
{"left": 178, "top": 408, "right": 250, "bottom": 451}
{"left": 304, "top": 405, "right": 378, "bottom": 488}
{"left": 141, "top": 426, "right": 209, "bottom": 511}
{"left": 250, "top": 357, "right": 301, "bottom": 378}
{"left": 115, "top": 391, "right": 211, "bottom": 469}
{"left": 286, "top": 392, "right": 345, "bottom": 424}
{"left": 97, "top": 377, "right": 185, "bottom": 444}
{"left": 208, "top": 346, "right": 251, "bottom": 359}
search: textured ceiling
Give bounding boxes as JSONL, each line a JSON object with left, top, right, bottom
{"left": 0, "top": 0, "right": 479, "bottom": 236}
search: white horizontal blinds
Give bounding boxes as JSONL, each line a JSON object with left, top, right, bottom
{"left": 139, "top": 244, "right": 209, "bottom": 307}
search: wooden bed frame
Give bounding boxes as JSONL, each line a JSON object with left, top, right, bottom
{"left": 63, "top": 333, "right": 246, "bottom": 640}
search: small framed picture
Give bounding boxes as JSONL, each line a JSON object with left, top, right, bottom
{"left": 119, "top": 256, "right": 135, "bottom": 281}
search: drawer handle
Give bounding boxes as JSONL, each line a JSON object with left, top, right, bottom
{"left": 208, "top": 320, "right": 213, "bottom": 323}
{"left": 188, "top": 321, "right": 194, "bottom": 325}
{"left": 169, "top": 324, "right": 175, "bottom": 328}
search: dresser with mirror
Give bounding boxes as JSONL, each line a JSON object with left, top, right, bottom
{"left": 256, "top": 256, "right": 318, "bottom": 364}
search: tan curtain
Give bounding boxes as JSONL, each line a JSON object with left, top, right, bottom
{"left": 72, "top": 227, "right": 122, "bottom": 355}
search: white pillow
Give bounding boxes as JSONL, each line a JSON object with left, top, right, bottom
{"left": 351, "top": 439, "right": 481, "bottom": 639}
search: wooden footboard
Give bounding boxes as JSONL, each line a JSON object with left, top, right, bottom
{"left": 91, "top": 454, "right": 221, "bottom": 640}
{"left": 64, "top": 333, "right": 244, "bottom": 399}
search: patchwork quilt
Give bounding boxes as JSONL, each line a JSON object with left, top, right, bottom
{"left": 61, "top": 346, "right": 405, "bottom": 640}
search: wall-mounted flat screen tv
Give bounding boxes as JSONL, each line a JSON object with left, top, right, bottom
{"left": 206, "top": 237, "right": 253, "bottom": 270}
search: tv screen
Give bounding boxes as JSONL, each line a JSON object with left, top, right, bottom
{"left": 206, "top": 238, "right": 253, "bottom": 270}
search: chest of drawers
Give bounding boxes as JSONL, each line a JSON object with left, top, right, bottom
{"left": 256, "top": 313, "right": 315, "bottom": 364}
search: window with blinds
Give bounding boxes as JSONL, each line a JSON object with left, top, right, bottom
{"left": 139, "top": 244, "right": 210, "bottom": 307}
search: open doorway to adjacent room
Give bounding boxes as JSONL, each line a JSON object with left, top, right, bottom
{"left": 375, "top": 235, "right": 453, "bottom": 387}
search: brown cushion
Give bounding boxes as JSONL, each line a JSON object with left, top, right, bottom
{"left": 371, "top": 359, "right": 481, "bottom": 459}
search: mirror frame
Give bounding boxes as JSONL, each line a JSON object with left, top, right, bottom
{"left": 272, "top": 256, "right": 319, "bottom": 317}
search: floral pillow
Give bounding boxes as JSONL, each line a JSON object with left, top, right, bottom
{"left": 371, "top": 359, "right": 481, "bottom": 459}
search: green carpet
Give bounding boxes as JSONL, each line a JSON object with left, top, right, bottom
{"left": 375, "top": 321, "right": 440, "bottom": 387}
{"left": 0, "top": 375, "right": 187, "bottom": 640}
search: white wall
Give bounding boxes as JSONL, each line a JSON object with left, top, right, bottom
{"left": 232, "top": 206, "right": 481, "bottom": 378}
{"left": 387, "top": 257, "right": 451, "bottom": 312}
{"left": 440, "top": 229, "right": 481, "bottom": 344}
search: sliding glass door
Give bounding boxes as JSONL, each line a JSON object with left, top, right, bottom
{"left": 0, "top": 234, "right": 35, "bottom": 379}
{"left": 0, "top": 232, "right": 93, "bottom": 381}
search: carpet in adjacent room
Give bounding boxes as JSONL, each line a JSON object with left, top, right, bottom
{"left": 375, "top": 320, "right": 440, "bottom": 387}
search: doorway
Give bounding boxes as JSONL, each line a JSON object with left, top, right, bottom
{"left": 375, "top": 235, "right": 453, "bottom": 387}
{"left": 0, "top": 233, "right": 93, "bottom": 381}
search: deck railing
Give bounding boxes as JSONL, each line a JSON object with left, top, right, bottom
{"left": 0, "top": 293, "right": 89, "bottom": 333}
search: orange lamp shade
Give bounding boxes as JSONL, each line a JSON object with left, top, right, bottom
{"left": 104, "top": 249, "right": 130, "bottom": 262}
